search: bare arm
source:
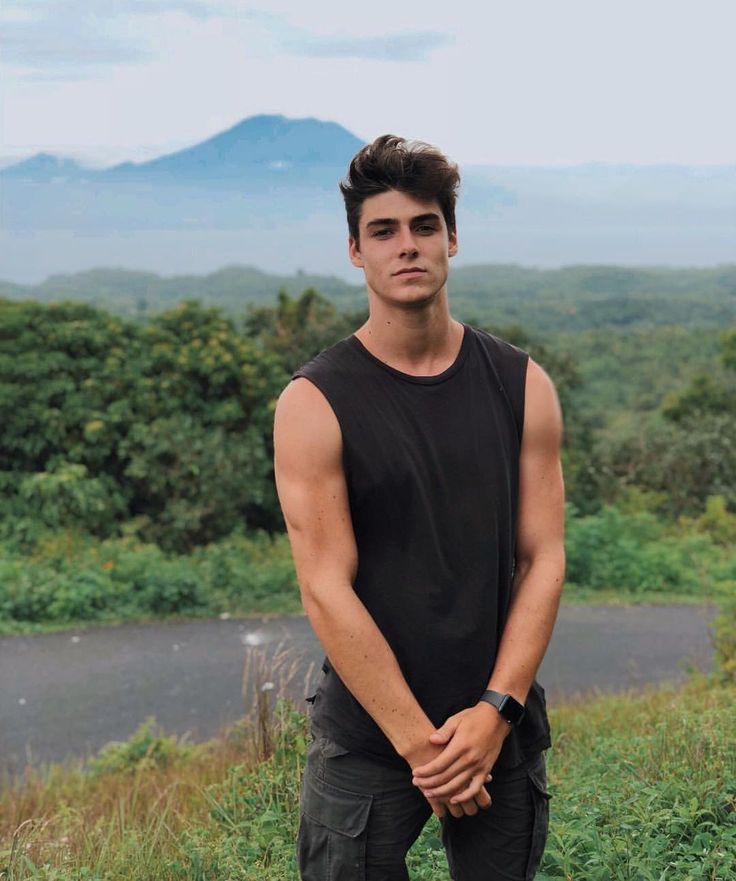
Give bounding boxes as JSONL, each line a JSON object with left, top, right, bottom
{"left": 274, "top": 378, "right": 442, "bottom": 761}
{"left": 412, "top": 358, "right": 566, "bottom": 802}
{"left": 486, "top": 357, "right": 566, "bottom": 701}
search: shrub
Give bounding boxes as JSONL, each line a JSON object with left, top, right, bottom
{"left": 712, "top": 580, "right": 736, "bottom": 684}
{"left": 565, "top": 504, "right": 729, "bottom": 596}
{"left": 87, "top": 718, "right": 193, "bottom": 777}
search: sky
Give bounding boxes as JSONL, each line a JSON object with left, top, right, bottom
{"left": 1, "top": 0, "right": 735, "bottom": 168}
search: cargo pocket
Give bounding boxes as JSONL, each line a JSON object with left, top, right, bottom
{"left": 297, "top": 771, "right": 373, "bottom": 881}
{"left": 525, "top": 755, "right": 552, "bottom": 880}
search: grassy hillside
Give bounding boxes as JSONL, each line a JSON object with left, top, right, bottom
{"left": 2, "top": 678, "right": 733, "bottom": 880}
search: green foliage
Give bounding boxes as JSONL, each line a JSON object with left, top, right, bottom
{"left": 0, "top": 529, "right": 299, "bottom": 629}
{"left": 661, "top": 372, "right": 736, "bottom": 422}
{"left": 564, "top": 504, "right": 735, "bottom": 595}
{"left": 243, "top": 287, "right": 367, "bottom": 376}
{"left": 661, "top": 325, "right": 736, "bottom": 423}
{"left": 711, "top": 574, "right": 736, "bottom": 684}
{"left": 188, "top": 530, "right": 299, "bottom": 611}
{"left": 14, "top": 463, "right": 126, "bottom": 537}
{"left": 2, "top": 289, "right": 736, "bottom": 626}
{"left": 6, "top": 683, "right": 733, "bottom": 880}
{"left": 723, "top": 328, "right": 736, "bottom": 371}
{"left": 176, "top": 700, "right": 308, "bottom": 879}
{"left": 0, "top": 298, "right": 289, "bottom": 550}
{"left": 6, "top": 263, "right": 736, "bottom": 333}
{"left": 601, "top": 411, "right": 736, "bottom": 517}
{"left": 679, "top": 495, "right": 736, "bottom": 547}
{"left": 541, "top": 681, "right": 736, "bottom": 881}
{"left": 87, "top": 718, "right": 193, "bottom": 777}
{"left": 3, "top": 501, "right": 733, "bottom": 630}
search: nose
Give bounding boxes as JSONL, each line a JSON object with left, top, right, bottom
{"left": 397, "top": 228, "right": 419, "bottom": 258}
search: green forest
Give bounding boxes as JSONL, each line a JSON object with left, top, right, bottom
{"left": 1, "top": 267, "right": 736, "bottom": 634}
{"left": 3, "top": 270, "right": 736, "bottom": 880}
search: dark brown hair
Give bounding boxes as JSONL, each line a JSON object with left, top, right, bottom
{"left": 339, "top": 135, "right": 460, "bottom": 243}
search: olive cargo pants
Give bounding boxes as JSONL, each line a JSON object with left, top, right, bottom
{"left": 297, "top": 729, "right": 551, "bottom": 880}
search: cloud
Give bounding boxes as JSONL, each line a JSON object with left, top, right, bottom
{"left": 0, "top": 0, "right": 219, "bottom": 77}
{"left": 244, "top": 10, "right": 454, "bottom": 62}
{"left": 288, "top": 32, "right": 452, "bottom": 62}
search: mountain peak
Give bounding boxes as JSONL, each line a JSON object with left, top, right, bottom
{"left": 132, "top": 114, "right": 365, "bottom": 173}
{"left": 2, "top": 152, "right": 86, "bottom": 180}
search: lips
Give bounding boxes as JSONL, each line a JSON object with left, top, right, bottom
{"left": 394, "top": 268, "right": 426, "bottom": 276}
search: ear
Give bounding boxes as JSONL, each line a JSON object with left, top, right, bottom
{"left": 348, "top": 236, "right": 364, "bottom": 268}
{"left": 448, "top": 228, "right": 458, "bottom": 258}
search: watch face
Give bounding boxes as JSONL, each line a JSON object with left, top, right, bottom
{"left": 499, "top": 694, "right": 526, "bottom": 726}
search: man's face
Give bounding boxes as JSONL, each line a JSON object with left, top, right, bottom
{"left": 348, "top": 189, "right": 458, "bottom": 308}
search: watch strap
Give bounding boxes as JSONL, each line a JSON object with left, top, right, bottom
{"left": 479, "top": 689, "right": 526, "bottom": 726}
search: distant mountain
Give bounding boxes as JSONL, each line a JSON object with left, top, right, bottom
{"left": 1, "top": 114, "right": 734, "bottom": 282}
{"left": 1, "top": 152, "right": 88, "bottom": 182}
{"left": 1, "top": 114, "right": 364, "bottom": 187}
{"left": 103, "top": 115, "right": 364, "bottom": 184}
{"left": 0, "top": 265, "right": 363, "bottom": 317}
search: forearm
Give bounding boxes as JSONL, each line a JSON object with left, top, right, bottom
{"left": 303, "top": 581, "right": 434, "bottom": 759}
{"left": 486, "top": 552, "right": 565, "bottom": 703}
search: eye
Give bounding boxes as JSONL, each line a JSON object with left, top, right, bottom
{"left": 416, "top": 224, "right": 438, "bottom": 234}
{"left": 372, "top": 228, "right": 392, "bottom": 238}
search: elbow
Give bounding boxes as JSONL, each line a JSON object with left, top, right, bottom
{"left": 513, "top": 547, "right": 566, "bottom": 597}
{"left": 298, "top": 574, "right": 354, "bottom": 623}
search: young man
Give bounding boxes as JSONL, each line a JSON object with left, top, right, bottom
{"left": 273, "top": 135, "right": 565, "bottom": 881}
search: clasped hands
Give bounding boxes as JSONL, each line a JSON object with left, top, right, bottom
{"left": 409, "top": 702, "right": 511, "bottom": 819}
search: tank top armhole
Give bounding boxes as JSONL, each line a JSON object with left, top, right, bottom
{"left": 470, "top": 327, "right": 530, "bottom": 445}
{"left": 515, "top": 353, "right": 530, "bottom": 444}
{"left": 290, "top": 369, "right": 353, "bottom": 487}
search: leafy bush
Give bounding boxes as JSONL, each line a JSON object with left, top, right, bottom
{"left": 712, "top": 580, "right": 736, "bottom": 684}
{"left": 0, "top": 298, "right": 289, "bottom": 551}
{"left": 87, "top": 718, "right": 193, "bottom": 777}
{"left": 0, "top": 528, "right": 299, "bottom": 629}
{"left": 565, "top": 504, "right": 733, "bottom": 596}
{"left": 176, "top": 700, "right": 307, "bottom": 879}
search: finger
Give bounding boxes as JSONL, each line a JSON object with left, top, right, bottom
{"left": 427, "top": 796, "right": 446, "bottom": 819}
{"left": 446, "top": 800, "right": 464, "bottom": 819}
{"left": 413, "top": 752, "right": 468, "bottom": 787}
{"left": 412, "top": 746, "right": 464, "bottom": 779}
{"left": 459, "top": 797, "right": 478, "bottom": 817}
{"left": 422, "top": 769, "right": 476, "bottom": 800}
{"left": 474, "top": 787, "right": 492, "bottom": 811}
{"left": 428, "top": 719, "right": 458, "bottom": 745}
{"left": 449, "top": 774, "right": 488, "bottom": 805}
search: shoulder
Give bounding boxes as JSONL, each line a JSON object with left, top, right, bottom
{"left": 522, "top": 358, "right": 563, "bottom": 449}
{"left": 274, "top": 376, "right": 341, "bottom": 455}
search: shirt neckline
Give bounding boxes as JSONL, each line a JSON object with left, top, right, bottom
{"left": 347, "top": 323, "right": 472, "bottom": 385}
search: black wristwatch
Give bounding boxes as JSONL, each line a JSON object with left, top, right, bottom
{"left": 479, "top": 690, "right": 526, "bottom": 726}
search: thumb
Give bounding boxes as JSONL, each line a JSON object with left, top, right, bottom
{"left": 429, "top": 718, "right": 458, "bottom": 744}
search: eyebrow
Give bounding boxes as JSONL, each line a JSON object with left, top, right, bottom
{"left": 365, "top": 212, "right": 442, "bottom": 228}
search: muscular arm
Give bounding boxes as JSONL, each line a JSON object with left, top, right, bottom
{"left": 412, "top": 358, "right": 566, "bottom": 803}
{"left": 273, "top": 378, "right": 459, "bottom": 797}
{"left": 486, "top": 357, "right": 566, "bottom": 702}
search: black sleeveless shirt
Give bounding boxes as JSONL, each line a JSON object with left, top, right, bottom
{"left": 292, "top": 322, "right": 551, "bottom": 769}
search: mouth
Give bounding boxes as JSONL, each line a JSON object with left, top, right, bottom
{"left": 393, "top": 268, "right": 427, "bottom": 277}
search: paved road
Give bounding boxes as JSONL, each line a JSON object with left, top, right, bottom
{"left": 0, "top": 605, "right": 718, "bottom": 778}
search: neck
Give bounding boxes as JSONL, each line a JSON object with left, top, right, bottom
{"left": 354, "top": 291, "right": 464, "bottom": 375}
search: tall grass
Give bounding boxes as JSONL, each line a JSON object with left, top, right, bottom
{"left": 2, "top": 676, "right": 734, "bottom": 880}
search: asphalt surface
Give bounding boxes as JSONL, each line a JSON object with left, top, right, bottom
{"left": 0, "top": 604, "right": 718, "bottom": 778}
